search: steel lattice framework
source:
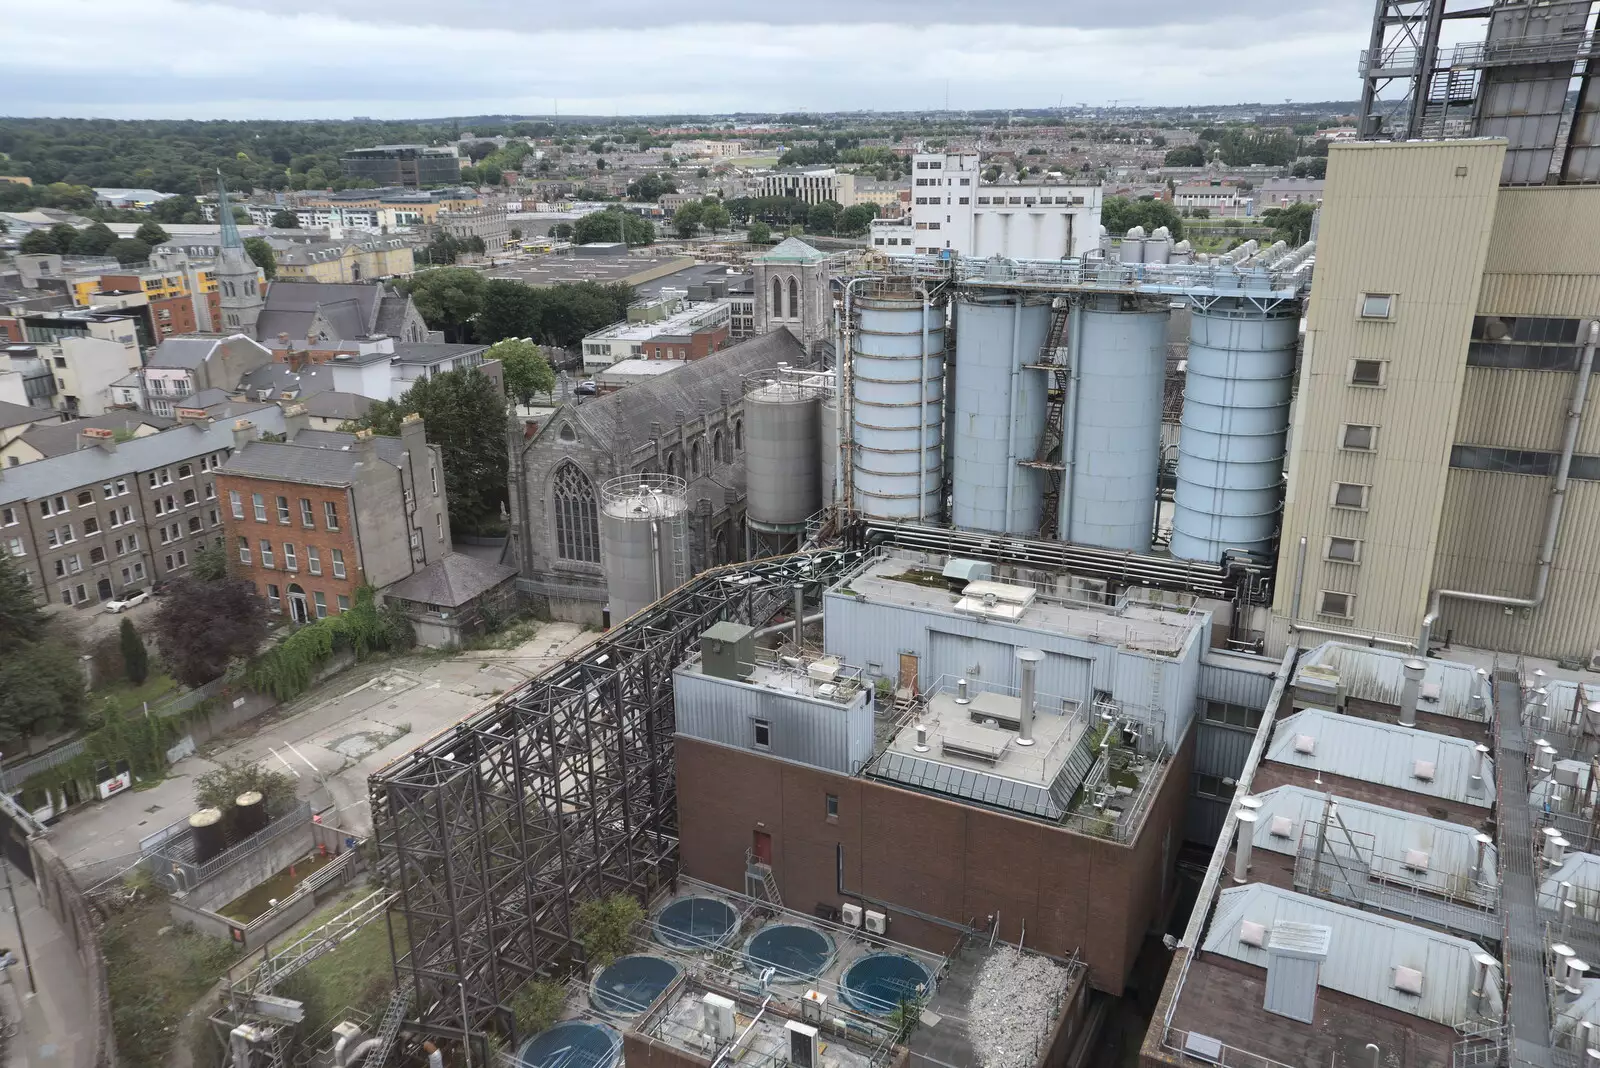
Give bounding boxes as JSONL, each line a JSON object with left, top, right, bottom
{"left": 369, "top": 549, "right": 861, "bottom": 1045}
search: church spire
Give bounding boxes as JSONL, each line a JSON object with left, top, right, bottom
{"left": 217, "top": 171, "right": 242, "bottom": 249}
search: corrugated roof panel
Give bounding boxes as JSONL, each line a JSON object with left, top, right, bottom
{"left": 1266, "top": 709, "right": 1493, "bottom": 808}
{"left": 1296, "top": 643, "right": 1486, "bottom": 721}
{"left": 1203, "top": 883, "right": 1501, "bottom": 1027}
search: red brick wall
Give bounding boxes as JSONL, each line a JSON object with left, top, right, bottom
{"left": 216, "top": 474, "right": 363, "bottom": 616}
{"left": 0, "top": 319, "right": 22, "bottom": 343}
{"left": 151, "top": 295, "right": 197, "bottom": 339}
{"left": 674, "top": 727, "right": 1195, "bottom": 994}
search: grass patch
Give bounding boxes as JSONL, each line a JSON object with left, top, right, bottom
{"left": 462, "top": 616, "right": 542, "bottom": 651}
{"left": 102, "top": 893, "right": 241, "bottom": 1068}
{"left": 216, "top": 849, "right": 338, "bottom": 923}
{"left": 276, "top": 908, "right": 405, "bottom": 1051}
{"left": 90, "top": 672, "right": 177, "bottom": 717}
{"left": 878, "top": 568, "right": 953, "bottom": 591}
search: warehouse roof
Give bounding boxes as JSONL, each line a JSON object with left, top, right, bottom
{"left": 1296, "top": 642, "right": 1489, "bottom": 722}
{"left": 1202, "top": 883, "right": 1501, "bottom": 1027}
{"left": 1265, "top": 709, "right": 1494, "bottom": 808}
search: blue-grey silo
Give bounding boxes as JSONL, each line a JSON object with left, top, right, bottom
{"left": 745, "top": 377, "right": 823, "bottom": 542}
{"left": 1170, "top": 300, "right": 1299, "bottom": 562}
{"left": 950, "top": 294, "right": 1054, "bottom": 534}
{"left": 851, "top": 288, "right": 945, "bottom": 521}
{"left": 1064, "top": 296, "right": 1169, "bottom": 552}
{"left": 819, "top": 394, "right": 838, "bottom": 507}
{"left": 600, "top": 474, "right": 690, "bottom": 623}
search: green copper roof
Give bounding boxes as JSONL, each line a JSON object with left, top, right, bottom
{"left": 217, "top": 172, "right": 243, "bottom": 249}
{"left": 754, "top": 237, "right": 826, "bottom": 264}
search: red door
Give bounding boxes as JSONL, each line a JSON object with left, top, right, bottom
{"left": 752, "top": 830, "right": 773, "bottom": 865}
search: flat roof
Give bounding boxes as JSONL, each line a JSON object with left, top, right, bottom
{"left": 598, "top": 358, "right": 687, "bottom": 378}
{"left": 835, "top": 551, "right": 1202, "bottom": 658}
{"left": 585, "top": 302, "right": 727, "bottom": 344}
{"left": 678, "top": 653, "right": 867, "bottom": 709}
{"left": 482, "top": 254, "right": 695, "bottom": 288}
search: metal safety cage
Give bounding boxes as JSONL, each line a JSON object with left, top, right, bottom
{"left": 368, "top": 549, "right": 862, "bottom": 1046}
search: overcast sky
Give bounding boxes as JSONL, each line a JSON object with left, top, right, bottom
{"left": 7, "top": 0, "right": 1372, "bottom": 119}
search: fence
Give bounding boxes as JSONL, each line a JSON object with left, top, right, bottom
{"left": 169, "top": 835, "right": 365, "bottom": 951}
{"left": 144, "top": 801, "right": 313, "bottom": 893}
{"left": 29, "top": 838, "right": 114, "bottom": 1068}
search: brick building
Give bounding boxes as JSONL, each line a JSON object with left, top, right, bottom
{"left": 216, "top": 412, "right": 449, "bottom": 622}
{"left": 0, "top": 409, "right": 287, "bottom": 607}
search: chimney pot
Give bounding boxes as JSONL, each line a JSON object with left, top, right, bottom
{"left": 1014, "top": 648, "right": 1043, "bottom": 747}
{"left": 1233, "top": 810, "right": 1258, "bottom": 883}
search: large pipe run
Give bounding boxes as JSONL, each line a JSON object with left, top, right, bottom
{"left": 1419, "top": 319, "right": 1600, "bottom": 653}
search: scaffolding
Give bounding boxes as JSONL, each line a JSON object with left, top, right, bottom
{"left": 368, "top": 549, "right": 863, "bottom": 1049}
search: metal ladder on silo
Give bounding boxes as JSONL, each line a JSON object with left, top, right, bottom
{"left": 1019, "top": 306, "right": 1072, "bottom": 538}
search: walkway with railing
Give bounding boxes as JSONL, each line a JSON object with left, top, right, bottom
{"left": 1496, "top": 672, "right": 1554, "bottom": 1068}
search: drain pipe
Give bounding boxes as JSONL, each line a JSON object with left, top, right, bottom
{"left": 1003, "top": 295, "right": 1024, "bottom": 530}
{"left": 916, "top": 283, "right": 932, "bottom": 524}
{"left": 1419, "top": 318, "right": 1600, "bottom": 654}
{"left": 1290, "top": 535, "right": 1308, "bottom": 648}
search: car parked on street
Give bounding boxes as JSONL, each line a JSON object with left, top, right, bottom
{"left": 103, "top": 590, "right": 150, "bottom": 613}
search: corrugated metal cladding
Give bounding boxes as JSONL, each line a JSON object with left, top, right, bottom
{"left": 1186, "top": 795, "right": 1231, "bottom": 845}
{"left": 1194, "top": 723, "right": 1254, "bottom": 779}
{"left": 1296, "top": 642, "right": 1484, "bottom": 720}
{"left": 1482, "top": 186, "right": 1600, "bottom": 279}
{"left": 1199, "top": 652, "right": 1281, "bottom": 708}
{"left": 822, "top": 592, "right": 1205, "bottom": 747}
{"left": 1271, "top": 140, "right": 1504, "bottom": 642}
{"left": 1432, "top": 471, "right": 1600, "bottom": 659}
{"left": 1456, "top": 366, "right": 1600, "bottom": 456}
{"left": 672, "top": 667, "right": 874, "bottom": 774}
{"left": 1478, "top": 274, "right": 1600, "bottom": 318}
{"left": 1269, "top": 709, "right": 1493, "bottom": 808}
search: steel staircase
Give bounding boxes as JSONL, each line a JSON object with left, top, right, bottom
{"left": 746, "top": 849, "right": 783, "bottom": 908}
{"left": 1019, "top": 306, "right": 1072, "bottom": 538}
{"left": 366, "top": 987, "right": 413, "bottom": 1068}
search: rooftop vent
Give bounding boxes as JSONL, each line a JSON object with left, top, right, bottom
{"left": 1293, "top": 734, "right": 1316, "bottom": 756}
{"left": 1269, "top": 816, "right": 1294, "bottom": 838}
{"left": 1239, "top": 920, "right": 1267, "bottom": 948}
{"left": 1392, "top": 965, "right": 1424, "bottom": 996}
{"left": 1413, "top": 759, "right": 1436, "bottom": 782}
{"left": 1263, "top": 921, "right": 1331, "bottom": 1024}
{"left": 1403, "top": 849, "right": 1430, "bottom": 873}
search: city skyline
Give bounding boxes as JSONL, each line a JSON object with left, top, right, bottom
{"left": 10, "top": 0, "right": 1368, "bottom": 119}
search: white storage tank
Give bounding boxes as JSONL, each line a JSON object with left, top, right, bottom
{"left": 851, "top": 287, "right": 945, "bottom": 521}
{"left": 950, "top": 294, "right": 1054, "bottom": 534}
{"left": 1143, "top": 226, "right": 1173, "bottom": 265}
{"left": 600, "top": 474, "right": 689, "bottom": 623}
{"left": 1170, "top": 300, "right": 1299, "bottom": 562}
{"left": 745, "top": 376, "right": 823, "bottom": 540}
{"left": 1064, "top": 296, "right": 1169, "bottom": 552}
{"left": 1120, "top": 225, "right": 1146, "bottom": 264}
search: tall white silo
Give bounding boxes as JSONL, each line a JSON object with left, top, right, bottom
{"left": 600, "top": 474, "right": 690, "bottom": 623}
{"left": 1064, "top": 296, "right": 1169, "bottom": 552}
{"left": 851, "top": 287, "right": 946, "bottom": 521}
{"left": 1170, "top": 300, "right": 1299, "bottom": 562}
{"left": 950, "top": 294, "right": 1054, "bottom": 534}
{"left": 745, "top": 376, "right": 824, "bottom": 552}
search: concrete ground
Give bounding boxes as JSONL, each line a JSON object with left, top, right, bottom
{"left": 47, "top": 621, "right": 599, "bottom": 876}
{"left": 0, "top": 881, "right": 91, "bottom": 1068}
{"left": 40, "top": 593, "right": 161, "bottom": 651}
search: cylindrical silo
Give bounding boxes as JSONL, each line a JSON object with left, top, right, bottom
{"left": 1120, "top": 226, "right": 1146, "bottom": 264}
{"left": 1144, "top": 226, "right": 1173, "bottom": 265}
{"left": 745, "top": 377, "right": 823, "bottom": 540}
{"left": 600, "top": 474, "right": 690, "bottom": 623}
{"left": 189, "top": 808, "right": 226, "bottom": 863}
{"left": 950, "top": 294, "right": 1054, "bottom": 534}
{"left": 851, "top": 287, "right": 945, "bottom": 521}
{"left": 1170, "top": 300, "right": 1298, "bottom": 563}
{"left": 819, "top": 394, "right": 838, "bottom": 507}
{"left": 233, "top": 790, "right": 267, "bottom": 839}
{"left": 1064, "top": 296, "right": 1169, "bottom": 552}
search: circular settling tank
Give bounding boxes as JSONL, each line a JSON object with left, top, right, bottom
{"left": 840, "top": 952, "right": 933, "bottom": 1016}
{"left": 589, "top": 955, "right": 681, "bottom": 1016}
{"left": 517, "top": 1020, "right": 621, "bottom": 1068}
{"left": 745, "top": 924, "right": 836, "bottom": 982}
{"left": 654, "top": 896, "right": 739, "bottom": 952}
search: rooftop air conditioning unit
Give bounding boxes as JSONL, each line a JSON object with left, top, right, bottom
{"left": 840, "top": 903, "right": 863, "bottom": 928}
{"left": 702, "top": 992, "right": 737, "bottom": 1045}
{"left": 787, "top": 1021, "right": 818, "bottom": 1068}
{"left": 801, "top": 990, "right": 828, "bottom": 1023}
{"left": 1588, "top": 648, "right": 1600, "bottom": 673}
{"left": 1072, "top": 577, "right": 1110, "bottom": 605}
{"left": 864, "top": 910, "right": 887, "bottom": 935}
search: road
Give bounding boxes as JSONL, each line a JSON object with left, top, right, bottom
{"left": 47, "top": 621, "right": 599, "bottom": 879}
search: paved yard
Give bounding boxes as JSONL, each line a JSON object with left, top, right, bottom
{"left": 46, "top": 622, "right": 598, "bottom": 877}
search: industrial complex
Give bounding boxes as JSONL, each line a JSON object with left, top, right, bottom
{"left": 188, "top": 2, "right": 1600, "bottom": 1067}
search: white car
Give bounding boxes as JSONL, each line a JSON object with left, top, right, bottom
{"left": 103, "top": 590, "right": 150, "bottom": 613}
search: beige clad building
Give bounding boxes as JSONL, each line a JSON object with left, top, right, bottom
{"left": 273, "top": 237, "right": 415, "bottom": 284}
{"left": 1271, "top": 137, "right": 1600, "bottom": 664}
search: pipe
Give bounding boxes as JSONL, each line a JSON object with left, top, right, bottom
{"left": 1059, "top": 297, "right": 1083, "bottom": 540}
{"left": 1287, "top": 621, "right": 1416, "bottom": 649}
{"left": 1003, "top": 296, "right": 1023, "bottom": 530}
{"left": 1290, "top": 536, "right": 1308, "bottom": 648}
{"left": 1419, "top": 318, "right": 1600, "bottom": 654}
{"left": 916, "top": 284, "right": 931, "bottom": 524}
{"left": 1016, "top": 648, "right": 1042, "bottom": 746}
{"left": 752, "top": 611, "right": 823, "bottom": 639}
{"left": 1233, "top": 810, "right": 1257, "bottom": 882}
{"left": 792, "top": 582, "right": 805, "bottom": 646}
{"left": 1399, "top": 659, "right": 1425, "bottom": 727}
{"left": 343, "top": 1038, "right": 384, "bottom": 1068}
{"left": 649, "top": 518, "right": 663, "bottom": 602}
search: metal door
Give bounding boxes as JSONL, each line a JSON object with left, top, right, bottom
{"left": 897, "top": 653, "right": 919, "bottom": 697}
{"left": 928, "top": 631, "right": 1016, "bottom": 692}
{"left": 752, "top": 830, "right": 772, "bottom": 866}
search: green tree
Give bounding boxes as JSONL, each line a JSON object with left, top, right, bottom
{"left": 511, "top": 980, "right": 567, "bottom": 1039}
{"left": 572, "top": 207, "right": 653, "bottom": 247}
{"left": 119, "top": 618, "right": 149, "bottom": 685}
{"left": 1163, "top": 145, "right": 1207, "bottom": 167}
{"left": 1100, "top": 196, "right": 1184, "bottom": 240}
{"left": 625, "top": 173, "right": 676, "bottom": 201}
{"left": 490, "top": 339, "right": 555, "bottom": 407}
{"left": 270, "top": 209, "right": 299, "bottom": 228}
{"left": 0, "top": 553, "right": 84, "bottom": 744}
{"left": 243, "top": 237, "right": 276, "bottom": 280}
{"left": 573, "top": 894, "right": 644, "bottom": 969}
{"left": 835, "top": 203, "right": 877, "bottom": 237}
{"left": 346, "top": 369, "right": 508, "bottom": 533}
{"left": 476, "top": 279, "right": 544, "bottom": 345}
{"left": 672, "top": 201, "right": 703, "bottom": 239}
{"left": 106, "top": 237, "right": 150, "bottom": 265}
{"left": 194, "top": 758, "right": 297, "bottom": 841}
{"left": 747, "top": 220, "right": 771, "bottom": 244}
{"left": 68, "top": 222, "right": 118, "bottom": 256}
{"left": 401, "top": 267, "right": 485, "bottom": 342}
{"left": 152, "top": 576, "right": 269, "bottom": 688}
{"left": 699, "top": 201, "right": 730, "bottom": 234}
{"left": 805, "top": 200, "right": 842, "bottom": 235}
{"left": 191, "top": 542, "right": 229, "bottom": 582}
{"left": 1262, "top": 202, "right": 1316, "bottom": 245}
{"left": 151, "top": 194, "right": 204, "bottom": 224}
{"left": 134, "top": 220, "right": 171, "bottom": 245}
{"left": 508, "top": 226, "right": 523, "bottom": 240}
{"left": 550, "top": 222, "right": 574, "bottom": 241}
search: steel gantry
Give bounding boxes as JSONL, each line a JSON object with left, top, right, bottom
{"left": 368, "top": 549, "right": 861, "bottom": 1048}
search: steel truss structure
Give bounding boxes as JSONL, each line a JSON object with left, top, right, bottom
{"left": 368, "top": 549, "right": 862, "bottom": 1047}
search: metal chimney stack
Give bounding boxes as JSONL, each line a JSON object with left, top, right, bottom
{"left": 1472, "top": 953, "right": 1497, "bottom": 1012}
{"left": 1399, "top": 659, "right": 1426, "bottom": 727}
{"left": 1234, "top": 810, "right": 1258, "bottom": 883}
{"left": 792, "top": 583, "right": 805, "bottom": 647}
{"left": 1471, "top": 744, "right": 1489, "bottom": 793}
{"left": 1475, "top": 833, "right": 1492, "bottom": 880}
{"left": 1014, "top": 649, "right": 1043, "bottom": 747}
